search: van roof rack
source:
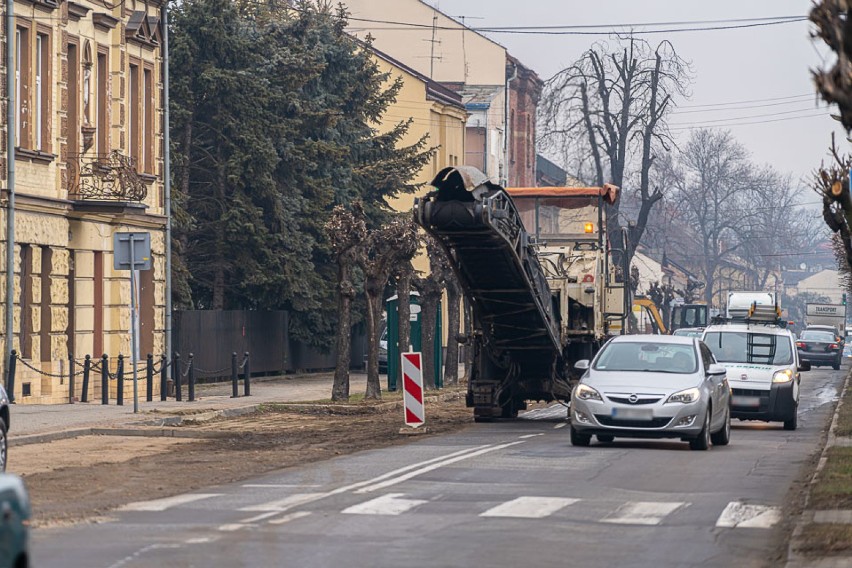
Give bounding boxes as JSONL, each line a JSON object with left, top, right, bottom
{"left": 710, "top": 302, "right": 787, "bottom": 328}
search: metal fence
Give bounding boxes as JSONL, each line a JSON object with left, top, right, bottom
{"left": 173, "top": 310, "right": 367, "bottom": 377}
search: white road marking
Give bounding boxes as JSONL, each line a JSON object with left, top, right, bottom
{"left": 242, "top": 484, "right": 321, "bottom": 488}
{"left": 715, "top": 502, "right": 781, "bottom": 529}
{"left": 185, "top": 537, "right": 217, "bottom": 544}
{"left": 119, "top": 493, "right": 221, "bottom": 512}
{"left": 342, "top": 493, "right": 428, "bottom": 516}
{"left": 480, "top": 497, "right": 580, "bottom": 519}
{"left": 240, "top": 492, "right": 327, "bottom": 512}
{"left": 355, "top": 441, "right": 526, "bottom": 494}
{"left": 519, "top": 434, "right": 544, "bottom": 439}
{"left": 269, "top": 511, "right": 313, "bottom": 525}
{"left": 602, "top": 501, "right": 688, "bottom": 526}
{"left": 554, "top": 423, "right": 567, "bottom": 429}
{"left": 238, "top": 511, "right": 281, "bottom": 524}
{"left": 218, "top": 523, "right": 255, "bottom": 532}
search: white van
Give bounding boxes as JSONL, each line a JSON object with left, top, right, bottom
{"left": 701, "top": 322, "right": 809, "bottom": 430}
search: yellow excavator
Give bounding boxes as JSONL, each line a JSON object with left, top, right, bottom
{"left": 633, "top": 296, "right": 667, "bottom": 334}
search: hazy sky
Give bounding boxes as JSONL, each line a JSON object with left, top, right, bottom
{"left": 425, "top": 0, "right": 841, "bottom": 194}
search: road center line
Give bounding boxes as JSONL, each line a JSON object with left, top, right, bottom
{"left": 355, "top": 441, "right": 526, "bottom": 494}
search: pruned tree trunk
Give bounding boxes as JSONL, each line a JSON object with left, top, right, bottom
{"left": 326, "top": 203, "right": 367, "bottom": 402}
{"left": 443, "top": 276, "right": 461, "bottom": 385}
{"left": 418, "top": 284, "right": 440, "bottom": 390}
{"left": 397, "top": 265, "right": 412, "bottom": 359}
{"left": 364, "top": 279, "right": 384, "bottom": 399}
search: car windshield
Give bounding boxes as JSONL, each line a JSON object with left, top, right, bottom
{"left": 593, "top": 341, "right": 698, "bottom": 373}
{"left": 801, "top": 329, "right": 837, "bottom": 343}
{"left": 704, "top": 331, "right": 793, "bottom": 365}
{"left": 801, "top": 330, "right": 835, "bottom": 341}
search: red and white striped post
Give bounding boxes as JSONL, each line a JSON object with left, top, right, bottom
{"left": 402, "top": 352, "right": 425, "bottom": 429}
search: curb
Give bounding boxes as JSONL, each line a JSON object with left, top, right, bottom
{"left": 9, "top": 391, "right": 463, "bottom": 447}
{"left": 785, "top": 367, "right": 852, "bottom": 568}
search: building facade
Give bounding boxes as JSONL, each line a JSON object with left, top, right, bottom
{"left": 0, "top": 0, "right": 166, "bottom": 403}
{"left": 343, "top": 0, "right": 540, "bottom": 188}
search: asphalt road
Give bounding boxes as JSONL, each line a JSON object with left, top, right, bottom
{"left": 32, "top": 365, "right": 846, "bottom": 568}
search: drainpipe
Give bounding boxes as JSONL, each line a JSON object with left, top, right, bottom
{"left": 503, "top": 58, "right": 518, "bottom": 187}
{"left": 5, "top": 0, "right": 16, "bottom": 399}
{"left": 162, "top": 2, "right": 172, "bottom": 375}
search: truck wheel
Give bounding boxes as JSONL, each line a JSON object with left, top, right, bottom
{"left": 570, "top": 425, "right": 591, "bottom": 446}
{"left": 500, "top": 399, "right": 520, "bottom": 419}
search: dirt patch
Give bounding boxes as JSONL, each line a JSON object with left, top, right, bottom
{"left": 15, "top": 394, "right": 474, "bottom": 528}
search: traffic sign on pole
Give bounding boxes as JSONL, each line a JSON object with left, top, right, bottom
{"left": 402, "top": 352, "right": 425, "bottom": 428}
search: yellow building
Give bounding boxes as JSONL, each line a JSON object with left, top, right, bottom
{"left": 1, "top": 0, "right": 166, "bottom": 403}
{"left": 371, "top": 47, "right": 467, "bottom": 275}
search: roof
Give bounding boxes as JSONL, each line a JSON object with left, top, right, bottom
{"left": 505, "top": 184, "right": 619, "bottom": 205}
{"left": 609, "top": 334, "right": 696, "bottom": 346}
{"left": 369, "top": 45, "right": 464, "bottom": 109}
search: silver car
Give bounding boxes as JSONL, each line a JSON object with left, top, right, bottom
{"left": 570, "top": 335, "right": 731, "bottom": 451}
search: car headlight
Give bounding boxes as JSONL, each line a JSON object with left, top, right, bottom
{"left": 772, "top": 369, "right": 794, "bottom": 383}
{"left": 666, "top": 387, "right": 701, "bottom": 404}
{"left": 575, "top": 384, "right": 602, "bottom": 402}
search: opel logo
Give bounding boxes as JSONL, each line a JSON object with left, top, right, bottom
{"left": 741, "top": 373, "right": 748, "bottom": 381}
{"left": 628, "top": 394, "right": 639, "bottom": 404}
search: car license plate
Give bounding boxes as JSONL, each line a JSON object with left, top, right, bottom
{"left": 731, "top": 395, "right": 761, "bottom": 408}
{"left": 612, "top": 407, "right": 653, "bottom": 421}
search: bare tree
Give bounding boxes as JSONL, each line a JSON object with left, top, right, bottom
{"left": 538, "top": 36, "right": 691, "bottom": 264}
{"left": 326, "top": 202, "right": 367, "bottom": 402}
{"left": 360, "top": 217, "right": 419, "bottom": 400}
{"left": 669, "top": 129, "right": 770, "bottom": 307}
{"left": 811, "top": 1, "right": 852, "bottom": 131}
{"left": 811, "top": 135, "right": 852, "bottom": 281}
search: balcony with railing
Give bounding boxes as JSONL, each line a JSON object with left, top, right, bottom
{"left": 68, "top": 151, "right": 148, "bottom": 212}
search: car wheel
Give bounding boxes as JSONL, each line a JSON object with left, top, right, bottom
{"left": 0, "top": 418, "right": 7, "bottom": 472}
{"left": 710, "top": 406, "right": 731, "bottom": 446}
{"left": 689, "top": 409, "right": 711, "bottom": 451}
{"left": 596, "top": 435, "right": 614, "bottom": 443}
{"left": 570, "top": 425, "right": 591, "bottom": 447}
{"left": 783, "top": 410, "right": 798, "bottom": 431}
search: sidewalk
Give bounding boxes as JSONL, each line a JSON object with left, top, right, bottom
{"left": 9, "top": 372, "right": 371, "bottom": 445}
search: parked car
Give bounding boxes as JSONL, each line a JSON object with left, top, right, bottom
{"left": 0, "top": 474, "right": 30, "bottom": 568}
{"left": 797, "top": 328, "right": 843, "bottom": 370}
{"left": 672, "top": 327, "right": 704, "bottom": 338}
{"left": 0, "top": 383, "right": 8, "bottom": 472}
{"left": 703, "top": 323, "right": 807, "bottom": 430}
{"left": 570, "top": 335, "right": 731, "bottom": 451}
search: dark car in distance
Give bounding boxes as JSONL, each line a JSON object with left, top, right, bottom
{"left": 797, "top": 328, "right": 843, "bottom": 370}
{"left": 0, "top": 474, "right": 30, "bottom": 568}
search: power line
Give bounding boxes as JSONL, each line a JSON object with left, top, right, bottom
{"left": 670, "top": 107, "right": 832, "bottom": 127}
{"left": 670, "top": 111, "right": 831, "bottom": 130}
{"left": 673, "top": 100, "right": 824, "bottom": 115}
{"left": 678, "top": 93, "right": 815, "bottom": 109}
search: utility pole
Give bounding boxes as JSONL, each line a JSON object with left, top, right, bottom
{"left": 430, "top": 14, "right": 438, "bottom": 78}
{"left": 5, "top": 0, "right": 17, "bottom": 401}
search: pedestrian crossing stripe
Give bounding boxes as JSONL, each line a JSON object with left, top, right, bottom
{"left": 602, "top": 501, "right": 689, "bottom": 526}
{"left": 480, "top": 497, "right": 580, "bottom": 518}
{"left": 715, "top": 501, "right": 781, "bottom": 529}
{"left": 342, "top": 493, "right": 428, "bottom": 516}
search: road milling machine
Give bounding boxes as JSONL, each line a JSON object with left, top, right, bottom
{"left": 413, "top": 166, "right": 628, "bottom": 420}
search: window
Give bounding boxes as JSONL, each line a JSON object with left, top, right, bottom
{"left": 14, "top": 25, "right": 52, "bottom": 152}
{"left": 68, "top": 42, "right": 79, "bottom": 157}
{"left": 129, "top": 62, "right": 139, "bottom": 164}
{"left": 97, "top": 49, "right": 108, "bottom": 155}
{"left": 143, "top": 67, "right": 153, "bottom": 173}
{"left": 15, "top": 26, "right": 31, "bottom": 148}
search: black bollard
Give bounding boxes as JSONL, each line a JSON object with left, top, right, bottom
{"left": 160, "top": 355, "right": 168, "bottom": 401}
{"left": 243, "top": 352, "right": 251, "bottom": 397}
{"left": 6, "top": 350, "right": 16, "bottom": 404}
{"left": 116, "top": 354, "right": 125, "bottom": 406}
{"left": 81, "top": 355, "right": 91, "bottom": 403}
{"left": 174, "top": 352, "right": 182, "bottom": 401}
{"left": 188, "top": 353, "right": 195, "bottom": 402}
{"left": 101, "top": 354, "right": 109, "bottom": 405}
{"left": 146, "top": 354, "right": 154, "bottom": 402}
{"left": 231, "top": 352, "right": 238, "bottom": 398}
{"left": 69, "top": 354, "right": 75, "bottom": 404}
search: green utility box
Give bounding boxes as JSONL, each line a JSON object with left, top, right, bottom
{"left": 386, "top": 293, "right": 442, "bottom": 390}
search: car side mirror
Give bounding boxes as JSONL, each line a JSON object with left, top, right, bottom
{"left": 798, "top": 360, "right": 811, "bottom": 372}
{"left": 574, "top": 360, "right": 590, "bottom": 371}
{"left": 707, "top": 363, "right": 727, "bottom": 376}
